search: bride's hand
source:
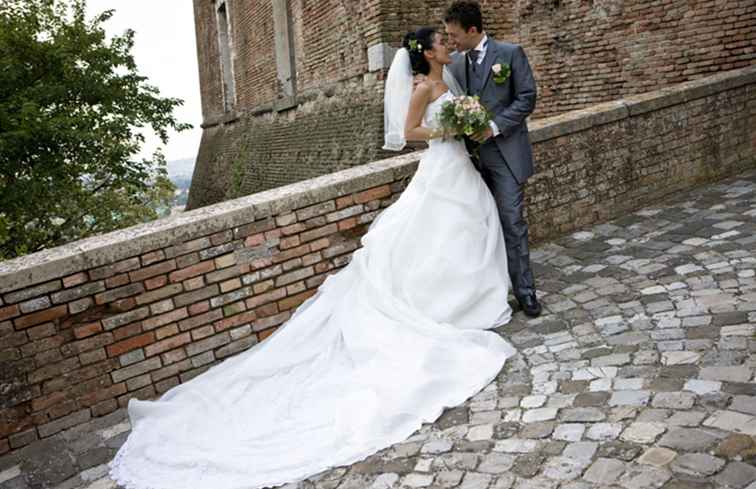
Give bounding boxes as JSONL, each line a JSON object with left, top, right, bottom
{"left": 432, "top": 127, "right": 457, "bottom": 140}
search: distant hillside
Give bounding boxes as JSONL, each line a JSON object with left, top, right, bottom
{"left": 166, "top": 158, "right": 195, "bottom": 212}
{"left": 166, "top": 157, "right": 196, "bottom": 179}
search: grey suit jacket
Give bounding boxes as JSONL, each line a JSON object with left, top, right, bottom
{"left": 448, "top": 38, "right": 537, "bottom": 184}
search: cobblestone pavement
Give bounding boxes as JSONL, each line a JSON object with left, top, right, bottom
{"left": 2, "top": 169, "right": 756, "bottom": 489}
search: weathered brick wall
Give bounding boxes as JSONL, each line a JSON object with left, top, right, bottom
{"left": 192, "top": 0, "right": 224, "bottom": 122}
{"left": 525, "top": 66, "right": 756, "bottom": 238}
{"left": 377, "top": 0, "right": 515, "bottom": 44}
{"left": 232, "top": 2, "right": 278, "bottom": 109}
{"left": 290, "top": 0, "right": 380, "bottom": 90}
{"left": 190, "top": 0, "right": 755, "bottom": 209}
{"left": 188, "top": 78, "right": 389, "bottom": 209}
{"left": 515, "top": 0, "right": 756, "bottom": 118}
{"left": 188, "top": 1, "right": 517, "bottom": 210}
{"left": 1, "top": 66, "right": 754, "bottom": 455}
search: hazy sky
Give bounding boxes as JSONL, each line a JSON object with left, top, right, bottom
{"left": 85, "top": 1, "right": 202, "bottom": 163}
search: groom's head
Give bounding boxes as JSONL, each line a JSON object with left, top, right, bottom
{"left": 444, "top": 1, "right": 484, "bottom": 52}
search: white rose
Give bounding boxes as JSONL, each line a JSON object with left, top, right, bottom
{"left": 492, "top": 64, "right": 502, "bottom": 74}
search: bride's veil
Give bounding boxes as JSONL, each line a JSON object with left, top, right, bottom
{"left": 443, "top": 65, "right": 464, "bottom": 96}
{"left": 382, "top": 48, "right": 464, "bottom": 152}
{"left": 382, "top": 48, "right": 413, "bottom": 151}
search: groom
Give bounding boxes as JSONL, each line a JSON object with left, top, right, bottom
{"left": 444, "top": 1, "right": 542, "bottom": 318}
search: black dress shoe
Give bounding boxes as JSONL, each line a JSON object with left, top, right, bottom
{"left": 517, "top": 293, "right": 542, "bottom": 318}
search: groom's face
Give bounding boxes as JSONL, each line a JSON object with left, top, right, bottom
{"left": 444, "top": 22, "right": 478, "bottom": 52}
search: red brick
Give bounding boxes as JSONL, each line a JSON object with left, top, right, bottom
{"left": 220, "top": 278, "right": 242, "bottom": 293}
{"left": 142, "top": 308, "right": 189, "bottom": 331}
{"left": 129, "top": 259, "right": 177, "bottom": 283}
{"left": 155, "top": 324, "right": 179, "bottom": 341}
{"left": 278, "top": 289, "right": 317, "bottom": 311}
{"left": 144, "top": 333, "right": 191, "bottom": 357}
{"left": 112, "top": 322, "right": 143, "bottom": 341}
{"left": 144, "top": 275, "right": 169, "bottom": 290}
{"left": 178, "top": 309, "right": 224, "bottom": 332}
{"left": 169, "top": 260, "right": 216, "bottom": 283}
{"left": 300, "top": 224, "right": 338, "bottom": 243}
{"left": 258, "top": 327, "right": 278, "bottom": 341}
{"left": 280, "top": 222, "right": 306, "bottom": 236}
{"left": 309, "top": 238, "right": 330, "bottom": 252}
{"left": 107, "top": 332, "right": 155, "bottom": 357}
{"left": 264, "top": 229, "right": 282, "bottom": 241}
{"left": 280, "top": 235, "right": 301, "bottom": 250}
{"left": 191, "top": 325, "right": 214, "bottom": 340}
{"left": 214, "top": 311, "right": 256, "bottom": 332}
{"left": 105, "top": 273, "right": 130, "bottom": 289}
{"left": 244, "top": 233, "right": 266, "bottom": 247}
{"left": 32, "top": 391, "right": 67, "bottom": 412}
{"left": 254, "top": 302, "right": 279, "bottom": 318}
{"left": 27, "top": 322, "right": 56, "bottom": 341}
{"left": 91, "top": 398, "right": 118, "bottom": 417}
{"left": 188, "top": 301, "right": 210, "bottom": 316}
{"left": 78, "top": 383, "right": 127, "bottom": 408}
{"left": 336, "top": 194, "right": 354, "bottom": 209}
{"left": 245, "top": 287, "right": 287, "bottom": 309}
{"left": 183, "top": 276, "right": 206, "bottom": 291}
{"left": 252, "top": 280, "right": 275, "bottom": 295}
{"left": 338, "top": 217, "right": 359, "bottom": 231}
{"left": 161, "top": 349, "right": 187, "bottom": 365}
{"left": 272, "top": 243, "right": 311, "bottom": 263}
{"left": 0, "top": 304, "right": 20, "bottom": 322}
{"left": 13, "top": 305, "right": 67, "bottom": 329}
{"left": 354, "top": 185, "right": 391, "bottom": 204}
{"left": 62, "top": 272, "right": 88, "bottom": 288}
{"left": 141, "top": 250, "right": 166, "bottom": 266}
{"left": 74, "top": 322, "right": 103, "bottom": 339}
{"left": 111, "top": 297, "right": 137, "bottom": 313}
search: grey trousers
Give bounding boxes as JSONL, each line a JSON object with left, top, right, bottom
{"left": 477, "top": 143, "right": 536, "bottom": 300}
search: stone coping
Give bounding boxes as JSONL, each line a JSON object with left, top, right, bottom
{"left": 1, "top": 64, "right": 754, "bottom": 293}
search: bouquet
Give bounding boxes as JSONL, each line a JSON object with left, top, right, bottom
{"left": 436, "top": 95, "right": 491, "bottom": 141}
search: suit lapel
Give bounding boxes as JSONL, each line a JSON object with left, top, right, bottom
{"left": 478, "top": 37, "right": 498, "bottom": 94}
{"left": 452, "top": 53, "right": 468, "bottom": 94}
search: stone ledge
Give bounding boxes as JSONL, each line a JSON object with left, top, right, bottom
{"left": 530, "top": 64, "right": 756, "bottom": 142}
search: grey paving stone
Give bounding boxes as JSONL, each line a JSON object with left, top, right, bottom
{"left": 583, "top": 457, "right": 626, "bottom": 485}
{"left": 670, "top": 453, "right": 726, "bottom": 477}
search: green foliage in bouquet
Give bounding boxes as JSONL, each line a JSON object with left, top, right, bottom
{"left": 436, "top": 95, "right": 491, "bottom": 140}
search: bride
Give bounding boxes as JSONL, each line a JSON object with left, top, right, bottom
{"left": 109, "top": 27, "right": 516, "bottom": 489}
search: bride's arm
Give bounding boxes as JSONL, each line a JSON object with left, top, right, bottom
{"left": 404, "top": 83, "right": 443, "bottom": 142}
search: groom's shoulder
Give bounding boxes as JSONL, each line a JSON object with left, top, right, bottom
{"left": 493, "top": 40, "right": 521, "bottom": 53}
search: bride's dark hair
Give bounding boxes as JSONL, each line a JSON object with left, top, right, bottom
{"left": 402, "top": 27, "right": 436, "bottom": 76}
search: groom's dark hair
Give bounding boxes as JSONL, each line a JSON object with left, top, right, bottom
{"left": 445, "top": 1, "right": 483, "bottom": 33}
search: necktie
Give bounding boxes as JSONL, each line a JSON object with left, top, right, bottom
{"left": 467, "top": 49, "right": 480, "bottom": 72}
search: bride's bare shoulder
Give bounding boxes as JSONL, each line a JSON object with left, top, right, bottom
{"left": 412, "top": 81, "right": 433, "bottom": 99}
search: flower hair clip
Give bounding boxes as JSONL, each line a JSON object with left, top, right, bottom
{"left": 408, "top": 39, "right": 423, "bottom": 53}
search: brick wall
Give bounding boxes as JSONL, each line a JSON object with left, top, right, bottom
{"left": 190, "top": 0, "right": 755, "bottom": 208}
{"left": 1, "top": 65, "right": 754, "bottom": 455}
{"left": 192, "top": 0, "right": 224, "bottom": 122}
{"left": 232, "top": 1, "right": 278, "bottom": 109}
{"left": 515, "top": 0, "right": 756, "bottom": 118}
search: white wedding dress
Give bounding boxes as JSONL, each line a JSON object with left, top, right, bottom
{"left": 108, "top": 89, "right": 516, "bottom": 489}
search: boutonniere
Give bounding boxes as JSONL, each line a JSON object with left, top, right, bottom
{"left": 492, "top": 63, "right": 511, "bottom": 84}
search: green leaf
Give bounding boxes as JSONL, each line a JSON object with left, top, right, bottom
{"left": 0, "top": 0, "right": 190, "bottom": 260}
